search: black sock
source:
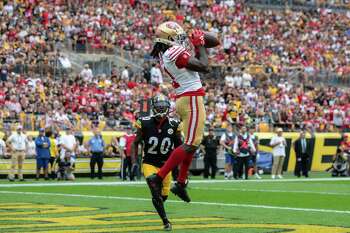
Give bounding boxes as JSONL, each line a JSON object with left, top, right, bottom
{"left": 152, "top": 197, "right": 169, "bottom": 225}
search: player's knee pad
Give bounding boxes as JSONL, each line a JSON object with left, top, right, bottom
{"left": 162, "top": 195, "right": 168, "bottom": 202}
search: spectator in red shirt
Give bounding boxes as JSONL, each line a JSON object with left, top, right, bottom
{"left": 119, "top": 126, "right": 136, "bottom": 181}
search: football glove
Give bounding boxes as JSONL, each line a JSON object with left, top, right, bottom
{"left": 190, "top": 29, "right": 205, "bottom": 47}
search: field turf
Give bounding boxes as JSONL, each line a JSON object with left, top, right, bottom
{"left": 0, "top": 172, "right": 349, "bottom": 233}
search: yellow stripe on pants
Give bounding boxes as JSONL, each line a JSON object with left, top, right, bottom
{"left": 143, "top": 164, "right": 172, "bottom": 196}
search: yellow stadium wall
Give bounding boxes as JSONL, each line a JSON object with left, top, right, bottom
{"left": 0, "top": 132, "right": 348, "bottom": 173}
{"left": 256, "top": 132, "right": 349, "bottom": 172}
{"left": 0, "top": 131, "right": 125, "bottom": 175}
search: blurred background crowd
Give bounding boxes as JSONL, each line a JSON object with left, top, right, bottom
{"left": 0, "top": 0, "right": 349, "bottom": 134}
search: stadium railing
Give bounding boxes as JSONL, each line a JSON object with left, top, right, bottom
{"left": 0, "top": 158, "right": 121, "bottom": 176}
{"left": 248, "top": 0, "right": 350, "bottom": 11}
{"left": 0, "top": 114, "right": 348, "bottom": 133}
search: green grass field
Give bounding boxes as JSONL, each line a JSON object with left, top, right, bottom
{"left": 0, "top": 173, "right": 349, "bottom": 233}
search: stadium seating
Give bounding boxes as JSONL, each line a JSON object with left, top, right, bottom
{"left": 0, "top": 0, "right": 348, "bottom": 133}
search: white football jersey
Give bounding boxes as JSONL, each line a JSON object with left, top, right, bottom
{"left": 160, "top": 45, "right": 203, "bottom": 96}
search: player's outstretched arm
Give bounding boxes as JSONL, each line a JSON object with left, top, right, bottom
{"left": 175, "top": 29, "right": 209, "bottom": 73}
{"left": 186, "top": 46, "right": 209, "bottom": 73}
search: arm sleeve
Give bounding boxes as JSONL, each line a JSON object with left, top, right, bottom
{"left": 175, "top": 51, "right": 191, "bottom": 69}
{"left": 134, "top": 119, "right": 142, "bottom": 129}
{"left": 249, "top": 138, "right": 256, "bottom": 152}
{"left": 220, "top": 134, "right": 226, "bottom": 143}
{"left": 233, "top": 136, "right": 238, "bottom": 153}
{"left": 35, "top": 138, "right": 43, "bottom": 147}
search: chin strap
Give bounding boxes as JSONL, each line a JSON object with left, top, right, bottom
{"left": 153, "top": 109, "right": 169, "bottom": 118}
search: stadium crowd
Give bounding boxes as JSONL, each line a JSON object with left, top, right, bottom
{"left": 0, "top": 0, "right": 349, "bottom": 73}
{"left": 0, "top": 63, "right": 349, "bottom": 133}
{"left": 0, "top": 0, "right": 349, "bottom": 133}
{"left": 0, "top": 0, "right": 349, "bottom": 182}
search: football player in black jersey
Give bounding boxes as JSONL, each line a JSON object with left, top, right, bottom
{"left": 131, "top": 94, "right": 182, "bottom": 231}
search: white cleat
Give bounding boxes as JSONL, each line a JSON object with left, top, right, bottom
{"left": 278, "top": 175, "right": 283, "bottom": 179}
{"left": 271, "top": 175, "right": 276, "bottom": 179}
{"left": 255, "top": 174, "right": 262, "bottom": 179}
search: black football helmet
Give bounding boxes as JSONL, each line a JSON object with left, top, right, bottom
{"left": 151, "top": 94, "right": 170, "bottom": 118}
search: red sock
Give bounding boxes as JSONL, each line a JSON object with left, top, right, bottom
{"left": 158, "top": 146, "right": 189, "bottom": 179}
{"left": 177, "top": 152, "right": 194, "bottom": 184}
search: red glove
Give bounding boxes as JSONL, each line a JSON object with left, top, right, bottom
{"left": 190, "top": 29, "right": 205, "bottom": 47}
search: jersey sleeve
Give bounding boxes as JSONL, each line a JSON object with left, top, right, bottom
{"left": 220, "top": 133, "right": 226, "bottom": 142}
{"left": 169, "top": 118, "right": 182, "bottom": 133}
{"left": 134, "top": 118, "right": 142, "bottom": 129}
{"left": 165, "top": 45, "right": 191, "bottom": 69}
{"left": 175, "top": 50, "right": 191, "bottom": 69}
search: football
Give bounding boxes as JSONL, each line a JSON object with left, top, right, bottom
{"left": 204, "top": 31, "right": 220, "bottom": 48}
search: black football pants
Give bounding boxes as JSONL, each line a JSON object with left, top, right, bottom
{"left": 90, "top": 152, "right": 104, "bottom": 179}
{"left": 204, "top": 155, "right": 217, "bottom": 179}
{"left": 237, "top": 156, "right": 250, "bottom": 179}
{"left": 122, "top": 156, "right": 134, "bottom": 181}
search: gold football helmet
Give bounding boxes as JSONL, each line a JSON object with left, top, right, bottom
{"left": 155, "top": 21, "right": 190, "bottom": 48}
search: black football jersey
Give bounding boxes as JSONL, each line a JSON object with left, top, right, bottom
{"left": 135, "top": 116, "right": 181, "bottom": 167}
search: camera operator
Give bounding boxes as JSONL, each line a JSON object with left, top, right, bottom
{"left": 56, "top": 126, "right": 77, "bottom": 180}
{"left": 339, "top": 134, "right": 350, "bottom": 175}
{"left": 220, "top": 124, "right": 236, "bottom": 179}
{"left": 58, "top": 126, "right": 77, "bottom": 163}
{"left": 57, "top": 151, "right": 75, "bottom": 181}
{"left": 249, "top": 127, "right": 261, "bottom": 179}
{"left": 233, "top": 125, "right": 256, "bottom": 180}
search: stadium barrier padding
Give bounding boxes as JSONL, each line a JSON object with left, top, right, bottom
{"left": 0, "top": 132, "right": 348, "bottom": 173}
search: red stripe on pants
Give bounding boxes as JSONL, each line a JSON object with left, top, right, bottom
{"left": 185, "top": 97, "right": 194, "bottom": 144}
{"left": 189, "top": 96, "right": 199, "bottom": 145}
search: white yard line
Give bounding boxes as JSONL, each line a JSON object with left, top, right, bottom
{"left": 191, "top": 187, "right": 350, "bottom": 196}
{"left": 0, "top": 190, "right": 349, "bottom": 215}
{"left": 0, "top": 177, "right": 349, "bottom": 188}
{"left": 188, "top": 177, "right": 350, "bottom": 183}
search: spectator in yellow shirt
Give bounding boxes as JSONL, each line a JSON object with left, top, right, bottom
{"left": 47, "top": 131, "right": 58, "bottom": 179}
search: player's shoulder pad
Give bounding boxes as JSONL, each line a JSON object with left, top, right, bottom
{"left": 164, "top": 45, "right": 187, "bottom": 62}
{"left": 168, "top": 118, "right": 181, "bottom": 128}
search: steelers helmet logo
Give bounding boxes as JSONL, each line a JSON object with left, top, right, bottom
{"left": 168, "top": 129, "right": 174, "bottom": 135}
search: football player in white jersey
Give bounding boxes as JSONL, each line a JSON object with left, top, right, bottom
{"left": 147, "top": 21, "right": 219, "bottom": 203}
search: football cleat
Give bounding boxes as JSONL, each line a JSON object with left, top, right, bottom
{"left": 163, "top": 222, "right": 172, "bottom": 231}
{"left": 171, "top": 182, "right": 191, "bottom": 203}
{"left": 146, "top": 174, "right": 163, "bottom": 197}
